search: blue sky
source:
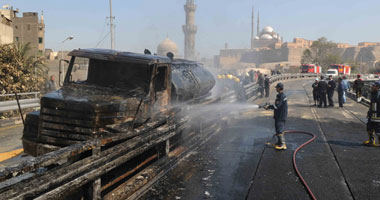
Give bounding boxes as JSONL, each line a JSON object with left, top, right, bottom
{"left": 3, "top": 0, "right": 380, "bottom": 58}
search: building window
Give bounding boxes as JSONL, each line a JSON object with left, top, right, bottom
{"left": 27, "top": 24, "right": 31, "bottom": 31}
{"left": 39, "top": 26, "right": 43, "bottom": 31}
{"left": 38, "top": 37, "right": 43, "bottom": 44}
{"left": 15, "top": 25, "right": 18, "bottom": 29}
{"left": 15, "top": 37, "right": 19, "bottom": 42}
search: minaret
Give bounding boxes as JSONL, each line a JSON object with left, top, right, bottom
{"left": 257, "top": 9, "right": 260, "bottom": 36}
{"left": 183, "top": 0, "right": 197, "bottom": 60}
{"left": 251, "top": 7, "right": 255, "bottom": 49}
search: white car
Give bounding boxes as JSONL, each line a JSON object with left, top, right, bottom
{"left": 326, "top": 69, "right": 338, "bottom": 77}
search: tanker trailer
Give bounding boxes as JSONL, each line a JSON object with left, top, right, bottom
{"left": 22, "top": 48, "right": 215, "bottom": 156}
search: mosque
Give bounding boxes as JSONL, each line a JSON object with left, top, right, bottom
{"left": 216, "top": 8, "right": 380, "bottom": 72}
{"left": 154, "top": 1, "right": 380, "bottom": 73}
{"left": 157, "top": 37, "right": 179, "bottom": 57}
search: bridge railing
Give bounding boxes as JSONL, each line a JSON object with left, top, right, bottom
{"left": 0, "top": 73, "right": 318, "bottom": 200}
{"left": 0, "top": 92, "right": 40, "bottom": 113}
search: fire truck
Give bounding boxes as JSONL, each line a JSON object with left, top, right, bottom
{"left": 300, "top": 64, "right": 321, "bottom": 74}
{"left": 329, "top": 64, "right": 351, "bottom": 75}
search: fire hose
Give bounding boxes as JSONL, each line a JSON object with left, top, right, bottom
{"left": 259, "top": 104, "right": 317, "bottom": 199}
{"left": 284, "top": 130, "right": 317, "bottom": 200}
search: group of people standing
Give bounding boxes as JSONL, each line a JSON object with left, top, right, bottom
{"left": 312, "top": 75, "right": 350, "bottom": 108}
{"left": 257, "top": 72, "right": 270, "bottom": 98}
{"left": 312, "top": 74, "right": 365, "bottom": 108}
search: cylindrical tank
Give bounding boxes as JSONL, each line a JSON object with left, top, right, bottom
{"left": 171, "top": 60, "right": 215, "bottom": 102}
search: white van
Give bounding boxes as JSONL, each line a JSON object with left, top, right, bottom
{"left": 326, "top": 69, "right": 338, "bottom": 77}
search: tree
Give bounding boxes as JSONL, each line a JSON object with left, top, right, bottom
{"left": 0, "top": 43, "right": 46, "bottom": 95}
{"left": 300, "top": 37, "right": 343, "bottom": 71}
{"left": 301, "top": 49, "right": 313, "bottom": 64}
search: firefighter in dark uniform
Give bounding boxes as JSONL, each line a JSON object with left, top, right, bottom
{"left": 353, "top": 74, "right": 364, "bottom": 102}
{"left": 264, "top": 74, "right": 270, "bottom": 97}
{"left": 327, "top": 75, "right": 336, "bottom": 107}
{"left": 258, "top": 72, "right": 264, "bottom": 98}
{"left": 318, "top": 76, "right": 328, "bottom": 108}
{"left": 264, "top": 83, "right": 288, "bottom": 150}
{"left": 364, "top": 81, "right": 380, "bottom": 147}
{"left": 312, "top": 78, "right": 319, "bottom": 106}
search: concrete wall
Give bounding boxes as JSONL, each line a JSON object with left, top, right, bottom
{"left": 218, "top": 46, "right": 307, "bottom": 70}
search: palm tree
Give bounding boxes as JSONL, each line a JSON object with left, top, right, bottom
{"left": 0, "top": 43, "right": 46, "bottom": 95}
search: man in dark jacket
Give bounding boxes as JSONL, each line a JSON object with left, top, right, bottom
{"left": 264, "top": 83, "right": 288, "bottom": 150}
{"left": 258, "top": 72, "right": 264, "bottom": 98}
{"left": 327, "top": 75, "right": 336, "bottom": 107}
{"left": 264, "top": 74, "right": 270, "bottom": 97}
{"left": 353, "top": 74, "right": 364, "bottom": 102}
{"left": 364, "top": 81, "right": 380, "bottom": 147}
{"left": 45, "top": 75, "right": 56, "bottom": 93}
{"left": 312, "top": 78, "right": 319, "bottom": 106}
{"left": 248, "top": 70, "right": 254, "bottom": 82}
{"left": 318, "top": 76, "right": 328, "bottom": 108}
{"left": 337, "top": 77, "right": 344, "bottom": 108}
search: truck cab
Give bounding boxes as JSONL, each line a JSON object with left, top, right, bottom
{"left": 22, "top": 49, "right": 215, "bottom": 156}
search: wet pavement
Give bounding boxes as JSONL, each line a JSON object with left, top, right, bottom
{"left": 0, "top": 124, "right": 23, "bottom": 154}
{"left": 0, "top": 125, "right": 24, "bottom": 164}
{"left": 140, "top": 80, "right": 380, "bottom": 200}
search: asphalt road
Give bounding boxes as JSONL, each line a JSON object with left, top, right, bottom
{"left": 0, "top": 125, "right": 23, "bottom": 152}
{"left": 140, "top": 79, "right": 380, "bottom": 200}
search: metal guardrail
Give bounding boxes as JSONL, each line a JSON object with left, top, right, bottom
{"left": 0, "top": 92, "right": 40, "bottom": 113}
{"left": 0, "top": 73, "right": 317, "bottom": 200}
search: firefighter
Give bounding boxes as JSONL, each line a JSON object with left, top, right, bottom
{"left": 318, "top": 76, "right": 328, "bottom": 108}
{"left": 248, "top": 70, "right": 255, "bottom": 82}
{"left": 233, "top": 77, "right": 247, "bottom": 102}
{"left": 337, "top": 77, "right": 344, "bottom": 108}
{"left": 264, "top": 83, "right": 288, "bottom": 150}
{"left": 327, "top": 75, "right": 336, "bottom": 107}
{"left": 364, "top": 81, "right": 380, "bottom": 147}
{"left": 258, "top": 72, "right": 264, "bottom": 98}
{"left": 353, "top": 74, "right": 364, "bottom": 102}
{"left": 264, "top": 74, "right": 270, "bottom": 97}
{"left": 312, "top": 78, "right": 319, "bottom": 106}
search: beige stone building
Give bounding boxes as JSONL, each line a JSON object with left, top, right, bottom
{"left": 0, "top": 5, "right": 15, "bottom": 44}
{"left": 0, "top": 5, "right": 45, "bottom": 56}
{"left": 13, "top": 11, "right": 45, "bottom": 55}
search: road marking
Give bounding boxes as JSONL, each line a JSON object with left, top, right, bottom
{"left": 0, "top": 124, "right": 23, "bottom": 132}
{"left": 0, "top": 148, "right": 23, "bottom": 162}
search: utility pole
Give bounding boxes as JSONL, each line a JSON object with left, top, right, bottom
{"left": 109, "top": 0, "right": 115, "bottom": 49}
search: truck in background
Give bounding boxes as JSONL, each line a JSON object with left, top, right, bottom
{"left": 300, "top": 64, "right": 321, "bottom": 74}
{"left": 329, "top": 64, "right": 351, "bottom": 75}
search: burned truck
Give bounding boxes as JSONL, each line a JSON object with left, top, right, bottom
{"left": 22, "top": 49, "right": 215, "bottom": 156}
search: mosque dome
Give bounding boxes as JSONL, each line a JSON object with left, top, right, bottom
{"left": 262, "top": 26, "right": 274, "bottom": 34}
{"left": 157, "top": 38, "right": 178, "bottom": 57}
{"left": 254, "top": 36, "right": 260, "bottom": 40}
{"left": 260, "top": 34, "right": 273, "bottom": 40}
